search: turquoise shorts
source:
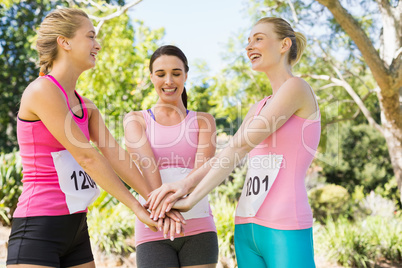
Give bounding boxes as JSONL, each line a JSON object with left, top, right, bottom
{"left": 234, "top": 223, "right": 315, "bottom": 268}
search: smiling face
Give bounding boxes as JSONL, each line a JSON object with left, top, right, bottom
{"left": 67, "top": 17, "right": 101, "bottom": 71}
{"left": 246, "top": 22, "right": 283, "bottom": 72}
{"left": 150, "top": 55, "right": 188, "bottom": 104}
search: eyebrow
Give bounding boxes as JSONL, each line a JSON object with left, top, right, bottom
{"left": 155, "top": 68, "right": 183, "bottom": 72}
{"left": 248, "top": 32, "right": 267, "bottom": 41}
{"left": 88, "top": 30, "right": 96, "bottom": 35}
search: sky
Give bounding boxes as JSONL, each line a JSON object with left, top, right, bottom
{"left": 127, "top": 0, "right": 252, "bottom": 83}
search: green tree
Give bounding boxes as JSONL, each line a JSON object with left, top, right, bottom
{"left": 313, "top": 0, "right": 402, "bottom": 202}
{"left": 0, "top": 0, "right": 62, "bottom": 152}
{"left": 321, "top": 122, "right": 395, "bottom": 196}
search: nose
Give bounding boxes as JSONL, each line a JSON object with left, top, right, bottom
{"left": 165, "top": 74, "right": 174, "bottom": 85}
{"left": 95, "top": 39, "right": 101, "bottom": 51}
{"left": 246, "top": 41, "right": 253, "bottom": 51}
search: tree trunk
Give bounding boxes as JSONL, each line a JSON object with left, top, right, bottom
{"left": 315, "top": 0, "right": 402, "bottom": 202}
{"left": 383, "top": 123, "right": 402, "bottom": 198}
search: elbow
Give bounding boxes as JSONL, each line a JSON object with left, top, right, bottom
{"left": 75, "top": 149, "right": 101, "bottom": 170}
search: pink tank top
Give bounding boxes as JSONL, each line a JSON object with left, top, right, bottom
{"left": 235, "top": 95, "right": 321, "bottom": 230}
{"left": 14, "top": 75, "right": 91, "bottom": 217}
{"left": 135, "top": 110, "right": 216, "bottom": 246}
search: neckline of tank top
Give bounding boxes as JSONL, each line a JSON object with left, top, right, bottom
{"left": 259, "top": 95, "right": 321, "bottom": 122}
{"left": 146, "top": 109, "right": 192, "bottom": 128}
{"left": 44, "top": 75, "right": 85, "bottom": 120}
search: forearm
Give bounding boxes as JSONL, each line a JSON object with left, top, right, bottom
{"left": 80, "top": 151, "right": 146, "bottom": 214}
{"left": 188, "top": 145, "right": 248, "bottom": 205}
{"left": 110, "top": 149, "right": 153, "bottom": 199}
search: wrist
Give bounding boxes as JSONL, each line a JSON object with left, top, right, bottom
{"left": 130, "top": 200, "right": 146, "bottom": 215}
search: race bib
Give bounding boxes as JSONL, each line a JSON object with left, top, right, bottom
{"left": 51, "top": 150, "right": 100, "bottom": 214}
{"left": 139, "top": 168, "right": 210, "bottom": 220}
{"left": 236, "top": 154, "right": 283, "bottom": 217}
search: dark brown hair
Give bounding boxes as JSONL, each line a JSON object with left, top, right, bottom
{"left": 149, "top": 45, "right": 189, "bottom": 108}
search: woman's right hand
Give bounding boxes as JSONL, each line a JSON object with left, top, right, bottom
{"left": 146, "top": 180, "right": 191, "bottom": 213}
{"left": 136, "top": 207, "right": 159, "bottom": 232}
{"left": 158, "top": 216, "right": 184, "bottom": 241}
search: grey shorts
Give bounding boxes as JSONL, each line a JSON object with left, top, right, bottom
{"left": 136, "top": 231, "right": 218, "bottom": 268}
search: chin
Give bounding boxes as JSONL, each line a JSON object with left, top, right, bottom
{"left": 251, "top": 64, "right": 263, "bottom": 72}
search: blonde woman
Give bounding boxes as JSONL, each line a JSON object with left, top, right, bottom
{"left": 6, "top": 8, "right": 182, "bottom": 268}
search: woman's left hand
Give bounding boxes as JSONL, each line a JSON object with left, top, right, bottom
{"left": 172, "top": 195, "right": 195, "bottom": 212}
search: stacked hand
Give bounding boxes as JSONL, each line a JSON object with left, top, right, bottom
{"left": 137, "top": 179, "right": 199, "bottom": 240}
{"left": 138, "top": 193, "right": 187, "bottom": 241}
{"left": 146, "top": 180, "right": 194, "bottom": 219}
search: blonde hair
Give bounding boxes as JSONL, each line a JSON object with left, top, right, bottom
{"left": 36, "top": 8, "right": 89, "bottom": 75}
{"left": 255, "top": 17, "right": 307, "bottom": 67}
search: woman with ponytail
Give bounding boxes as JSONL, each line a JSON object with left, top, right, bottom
{"left": 124, "top": 45, "right": 218, "bottom": 268}
{"left": 6, "top": 8, "right": 187, "bottom": 268}
{"left": 147, "top": 18, "right": 320, "bottom": 268}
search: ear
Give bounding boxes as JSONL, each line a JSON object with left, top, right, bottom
{"left": 184, "top": 72, "right": 188, "bottom": 82}
{"left": 280, "top": 37, "right": 292, "bottom": 53}
{"left": 56, "top": 36, "right": 72, "bottom": 51}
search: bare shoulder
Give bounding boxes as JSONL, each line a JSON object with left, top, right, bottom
{"left": 23, "top": 77, "right": 62, "bottom": 99}
{"left": 283, "top": 77, "right": 318, "bottom": 117}
{"left": 80, "top": 96, "right": 97, "bottom": 119}
{"left": 248, "top": 101, "right": 260, "bottom": 114}
{"left": 124, "top": 110, "right": 146, "bottom": 128}
{"left": 196, "top": 112, "right": 215, "bottom": 128}
{"left": 282, "top": 77, "right": 312, "bottom": 97}
{"left": 196, "top": 112, "right": 215, "bottom": 121}
{"left": 80, "top": 95, "right": 95, "bottom": 107}
{"left": 19, "top": 78, "right": 66, "bottom": 120}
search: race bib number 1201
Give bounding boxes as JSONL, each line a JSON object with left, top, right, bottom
{"left": 236, "top": 154, "right": 283, "bottom": 217}
{"left": 51, "top": 150, "right": 100, "bottom": 214}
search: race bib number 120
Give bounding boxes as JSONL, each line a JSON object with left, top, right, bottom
{"left": 51, "top": 150, "right": 100, "bottom": 214}
{"left": 236, "top": 154, "right": 283, "bottom": 217}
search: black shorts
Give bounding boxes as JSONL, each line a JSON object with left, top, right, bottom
{"left": 136, "top": 231, "right": 219, "bottom": 268}
{"left": 7, "top": 213, "right": 93, "bottom": 267}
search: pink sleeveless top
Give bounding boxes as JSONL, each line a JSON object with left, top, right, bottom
{"left": 14, "top": 75, "right": 91, "bottom": 217}
{"left": 235, "top": 95, "right": 321, "bottom": 230}
{"left": 135, "top": 110, "right": 216, "bottom": 246}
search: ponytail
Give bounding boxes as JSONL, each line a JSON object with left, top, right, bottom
{"left": 292, "top": 31, "right": 307, "bottom": 66}
{"left": 181, "top": 87, "right": 188, "bottom": 108}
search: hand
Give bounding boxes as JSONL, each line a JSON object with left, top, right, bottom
{"left": 149, "top": 193, "right": 175, "bottom": 220}
{"left": 173, "top": 195, "right": 195, "bottom": 212}
{"left": 136, "top": 206, "right": 158, "bottom": 232}
{"left": 146, "top": 180, "right": 190, "bottom": 212}
{"left": 165, "top": 209, "right": 186, "bottom": 225}
{"left": 159, "top": 216, "right": 184, "bottom": 241}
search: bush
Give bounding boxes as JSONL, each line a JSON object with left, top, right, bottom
{"left": 88, "top": 190, "right": 136, "bottom": 255}
{"left": 309, "top": 184, "right": 351, "bottom": 223}
{"left": 360, "top": 191, "right": 396, "bottom": 218}
{"left": 320, "top": 123, "right": 396, "bottom": 203}
{"left": 315, "top": 215, "right": 402, "bottom": 267}
{"left": 0, "top": 150, "right": 23, "bottom": 226}
{"left": 210, "top": 194, "right": 237, "bottom": 267}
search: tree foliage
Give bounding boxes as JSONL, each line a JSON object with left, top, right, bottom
{"left": 0, "top": 0, "right": 63, "bottom": 152}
